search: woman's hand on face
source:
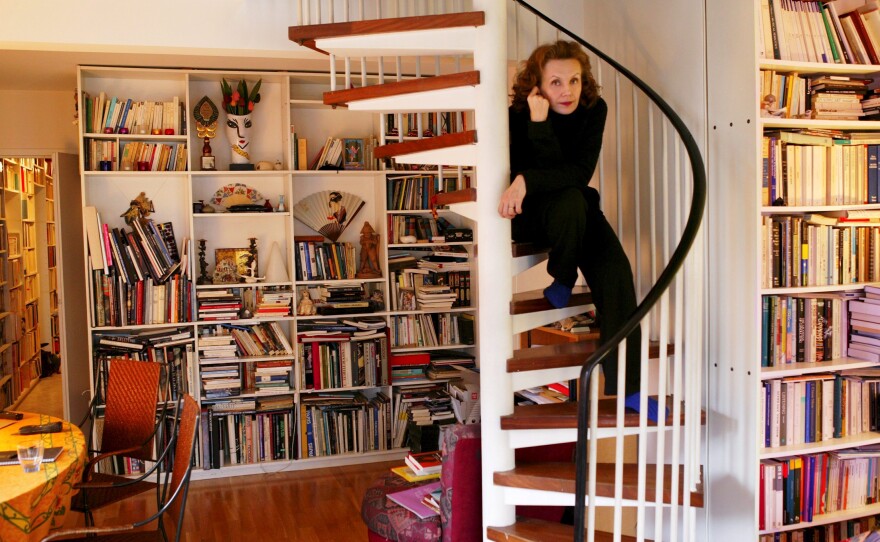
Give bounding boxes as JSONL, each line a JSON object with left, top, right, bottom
{"left": 527, "top": 86, "right": 549, "bottom": 123}
{"left": 498, "top": 175, "right": 527, "bottom": 219}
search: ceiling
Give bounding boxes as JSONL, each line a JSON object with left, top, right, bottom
{"left": 0, "top": 49, "right": 329, "bottom": 92}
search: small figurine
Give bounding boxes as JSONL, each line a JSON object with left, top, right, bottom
{"left": 297, "top": 289, "right": 316, "bottom": 316}
{"left": 239, "top": 259, "right": 265, "bottom": 283}
{"left": 120, "top": 191, "right": 154, "bottom": 224}
{"left": 274, "top": 160, "right": 283, "bottom": 170}
{"left": 277, "top": 195, "right": 286, "bottom": 213}
{"left": 761, "top": 94, "right": 785, "bottom": 118}
{"left": 356, "top": 221, "right": 382, "bottom": 279}
{"left": 197, "top": 239, "right": 212, "bottom": 285}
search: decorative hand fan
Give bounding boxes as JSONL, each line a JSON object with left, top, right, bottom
{"left": 293, "top": 189, "right": 366, "bottom": 242}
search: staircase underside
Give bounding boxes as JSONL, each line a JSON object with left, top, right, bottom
{"left": 289, "top": 12, "right": 485, "bottom": 44}
{"left": 323, "top": 71, "right": 479, "bottom": 112}
{"left": 509, "top": 339, "right": 674, "bottom": 373}
{"left": 487, "top": 518, "right": 651, "bottom": 542}
{"left": 500, "top": 398, "right": 700, "bottom": 431}
{"left": 494, "top": 462, "right": 704, "bottom": 507}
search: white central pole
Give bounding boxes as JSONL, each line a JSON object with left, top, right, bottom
{"left": 472, "top": 0, "right": 515, "bottom": 539}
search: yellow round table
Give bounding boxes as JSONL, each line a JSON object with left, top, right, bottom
{"left": 0, "top": 412, "right": 86, "bottom": 541}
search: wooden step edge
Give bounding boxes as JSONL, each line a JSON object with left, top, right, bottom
{"left": 500, "top": 399, "right": 706, "bottom": 430}
{"left": 487, "top": 518, "right": 649, "bottom": 542}
{"left": 493, "top": 462, "right": 704, "bottom": 507}
{"left": 289, "top": 11, "right": 485, "bottom": 44}
{"left": 511, "top": 242, "right": 549, "bottom": 258}
{"left": 323, "top": 70, "right": 480, "bottom": 107}
{"left": 432, "top": 187, "right": 476, "bottom": 206}
{"left": 374, "top": 130, "right": 477, "bottom": 159}
{"left": 508, "top": 340, "right": 676, "bottom": 373}
{"left": 510, "top": 286, "right": 592, "bottom": 315}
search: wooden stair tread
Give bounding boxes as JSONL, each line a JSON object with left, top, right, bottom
{"left": 289, "top": 12, "right": 485, "bottom": 50}
{"left": 511, "top": 242, "right": 549, "bottom": 258}
{"left": 510, "top": 286, "right": 592, "bottom": 315}
{"left": 323, "top": 71, "right": 479, "bottom": 107}
{"left": 509, "top": 340, "right": 675, "bottom": 372}
{"left": 487, "top": 517, "right": 649, "bottom": 542}
{"left": 494, "top": 462, "right": 704, "bottom": 507}
{"left": 374, "top": 130, "right": 477, "bottom": 159}
{"left": 433, "top": 187, "right": 476, "bottom": 206}
{"left": 500, "top": 398, "right": 701, "bottom": 430}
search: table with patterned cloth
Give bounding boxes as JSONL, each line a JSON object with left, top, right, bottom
{"left": 0, "top": 412, "right": 87, "bottom": 541}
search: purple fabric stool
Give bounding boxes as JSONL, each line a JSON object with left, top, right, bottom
{"left": 361, "top": 472, "right": 441, "bottom": 542}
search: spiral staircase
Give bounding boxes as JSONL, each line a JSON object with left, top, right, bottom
{"left": 290, "top": 1, "right": 707, "bottom": 540}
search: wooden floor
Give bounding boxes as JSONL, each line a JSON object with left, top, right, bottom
{"left": 64, "top": 459, "right": 401, "bottom": 541}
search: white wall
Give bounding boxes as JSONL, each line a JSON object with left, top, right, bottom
{"left": 0, "top": 0, "right": 303, "bottom": 56}
{"left": 0, "top": 91, "right": 79, "bottom": 153}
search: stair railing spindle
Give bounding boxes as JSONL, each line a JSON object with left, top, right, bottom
{"left": 613, "top": 344, "right": 626, "bottom": 541}
{"left": 633, "top": 87, "right": 643, "bottom": 297}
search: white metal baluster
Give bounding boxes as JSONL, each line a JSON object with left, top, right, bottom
{"left": 596, "top": 60, "right": 605, "bottom": 208}
{"left": 587, "top": 369, "right": 600, "bottom": 542}
{"left": 648, "top": 104, "right": 658, "bottom": 326}
{"left": 653, "top": 119, "right": 671, "bottom": 539}
{"left": 614, "top": 71, "right": 622, "bottom": 237}
{"left": 395, "top": 56, "right": 403, "bottom": 144}
{"left": 345, "top": 57, "right": 352, "bottom": 90}
{"left": 315, "top": 0, "right": 321, "bottom": 24}
{"left": 633, "top": 88, "right": 642, "bottom": 297}
{"left": 330, "top": 54, "right": 337, "bottom": 92}
{"left": 328, "top": 0, "right": 335, "bottom": 22}
{"left": 668, "top": 135, "right": 684, "bottom": 542}
{"left": 297, "top": 0, "right": 303, "bottom": 25}
{"left": 415, "top": 58, "right": 423, "bottom": 138}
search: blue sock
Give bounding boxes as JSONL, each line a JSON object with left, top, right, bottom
{"left": 543, "top": 281, "right": 572, "bottom": 309}
{"left": 624, "top": 392, "right": 667, "bottom": 423}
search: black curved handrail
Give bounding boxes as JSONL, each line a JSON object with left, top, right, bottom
{"left": 510, "top": 1, "right": 707, "bottom": 540}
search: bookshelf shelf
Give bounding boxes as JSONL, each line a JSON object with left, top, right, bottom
{"left": 761, "top": 118, "right": 880, "bottom": 130}
{"left": 391, "top": 343, "right": 474, "bottom": 353}
{"left": 759, "top": 59, "right": 880, "bottom": 74}
{"left": 760, "top": 431, "right": 880, "bottom": 460}
{"left": 760, "top": 357, "right": 880, "bottom": 379}
{"left": 758, "top": 502, "right": 880, "bottom": 536}
{"left": 192, "top": 212, "right": 291, "bottom": 219}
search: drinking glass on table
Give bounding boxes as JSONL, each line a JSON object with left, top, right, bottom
{"left": 16, "top": 441, "right": 44, "bottom": 473}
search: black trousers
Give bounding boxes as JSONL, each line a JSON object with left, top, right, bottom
{"left": 512, "top": 186, "right": 641, "bottom": 396}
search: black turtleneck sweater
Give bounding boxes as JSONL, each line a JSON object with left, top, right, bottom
{"left": 508, "top": 97, "right": 607, "bottom": 200}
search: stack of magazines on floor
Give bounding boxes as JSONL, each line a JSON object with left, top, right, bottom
{"left": 514, "top": 382, "right": 570, "bottom": 405}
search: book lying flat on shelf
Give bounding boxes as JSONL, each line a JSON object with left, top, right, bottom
{"left": 385, "top": 481, "right": 442, "bottom": 519}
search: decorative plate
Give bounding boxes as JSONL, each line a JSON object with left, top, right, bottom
{"left": 211, "top": 183, "right": 264, "bottom": 208}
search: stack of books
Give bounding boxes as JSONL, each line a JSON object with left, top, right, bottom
{"left": 253, "top": 361, "right": 292, "bottom": 395}
{"left": 409, "top": 388, "right": 455, "bottom": 426}
{"left": 201, "top": 364, "right": 242, "bottom": 399}
{"left": 404, "top": 450, "right": 442, "bottom": 477}
{"left": 808, "top": 75, "right": 871, "bottom": 120}
{"left": 848, "top": 286, "right": 880, "bottom": 362}
{"left": 315, "top": 284, "right": 373, "bottom": 315}
{"left": 425, "top": 351, "right": 476, "bottom": 380}
{"left": 390, "top": 352, "right": 430, "bottom": 383}
{"left": 197, "top": 290, "right": 242, "bottom": 321}
{"left": 197, "top": 332, "right": 238, "bottom": 362}
{"left": 415, "top": 285, "right": 457, "bottom": 310}
{"left": 254, "top": 289, "right": 294, "bottom": 318}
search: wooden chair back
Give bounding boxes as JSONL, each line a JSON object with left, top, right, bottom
{"left": 100, "top": 358, "right": 163, "bottom": 462}
{"left": 160, "top": 394, "right": 200, "bottom": 541}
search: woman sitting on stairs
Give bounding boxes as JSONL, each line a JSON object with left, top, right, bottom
{"left": 498, "top": 40, "right": 660, "bottom": 422}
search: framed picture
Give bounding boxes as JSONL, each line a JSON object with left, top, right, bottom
{"left": 343, "top": 138, "right": 366, "bottom": 170}
{"left": 200, "top": 155, "right": 216, "bottom": 171}
{"left": 213, "top": 248, "right": 250, "bottom": 284}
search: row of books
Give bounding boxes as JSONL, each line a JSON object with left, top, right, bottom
{"left": 761, "top": 132, "right": 879, "bottom": 207}
{"left": 392, "top": 271, "right": 471, "bottom": 311}
{"left": 199, "top": 407, "right": 294, "bottom": 469}
{"left": 759, "top": 517, "right": 879, "bottom": 542}
{"left": 760, "top": 450, "right": 880, "bottom": 529}
{"left": 761, "top": 71, "right": 877, "bottom": 121}
{"left": 762, "top": 215, "right": 880, "bottom": 289}
{"left": 294, "top": 239, "right": 358, "bottom": 281}
{"left": 388, "top": 214, "right": 455, "bottom": 244}
{"left": 760, "top": 294, "right": 848, "bottom": 367}
{"left": 761, "top": 370, "right": 880, "bottom": 448}
{"left": 299, "top": 392, "right": 391, "bottom": 457}
{"left": 81, "top": 92, "right": 185, "bottom": 136}
{"left": 91, "top": 272, "right": 194, "bottom": 328}
{"left": 759, "top": 0, "right": 880, "bottom": 66}
{"left": 298, "top": 329, "right": 388, "bottom": 390}
{"left": 389, "top": 312, "right": 474, "bottom": 349}
{"left": 308, "top": 136, "right": 377, "bottom": 170}
{"left": 387, "top": 175, "right": 444, "bottom": 211}
{"left": 92, "top": 336, "right": 195, "bottom": 403}
{"left": 384, "top": 111, "right": 467, "bottom": 139}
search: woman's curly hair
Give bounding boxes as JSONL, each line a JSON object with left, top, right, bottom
{"left": 511, "top": 40, "right": 600, "bottom": 112}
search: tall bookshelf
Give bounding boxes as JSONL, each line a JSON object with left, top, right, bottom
{"left": 707, "top": 0, "right": 880, "bottom": 539}
{"left": 77, "top": 66, "right": 477, "bottom": 478}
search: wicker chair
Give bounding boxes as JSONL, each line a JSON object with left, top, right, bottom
{"left": 73, "top": 358, "right": 169, "bottom": 525}
{"left": 42, "top": 394, "right": 200, "bottom": 542}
